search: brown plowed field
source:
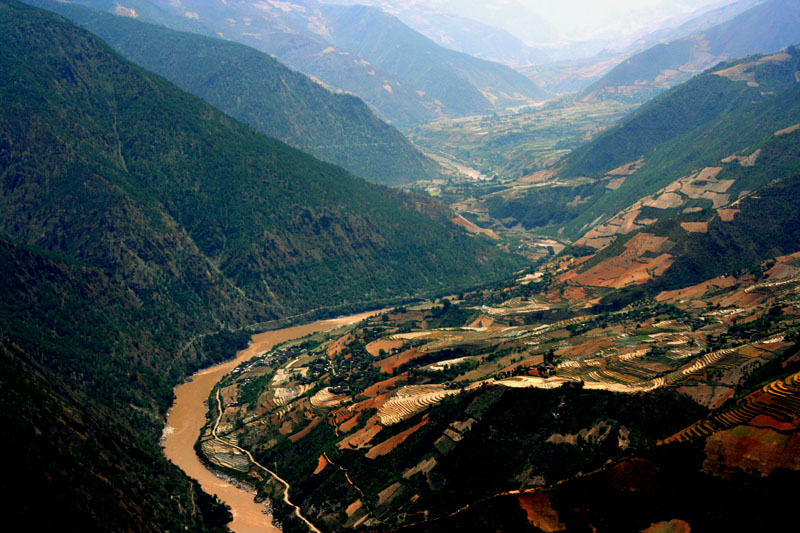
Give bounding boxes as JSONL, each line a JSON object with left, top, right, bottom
{"left": 313, "top": 454, "right": 328, "bottom": 475}
{"left": 289, "top": 416, "right": 321, "bottom": 443}
{"left": 570, "top": 233, "right": 673, "bottom": 287}
{"left": 607, "top": 157, "right": 644, "bottom": 176}
{"left": 365, "top": 416, "right": 429, "bottom": 459}
{"left": 703, "top": 426, "right": 800, "bottom": 477}
{"left": 517, "top": 493, "right": 565, "bottom": 532}
{"left": 365, "top": 338, "right": 405, "bottom": 356}
{"left": 362, "top": 375, "right": 406, "bottom": 398}
{"left": 451, "top": 215, "right": 500, "bottom": 240}
{"left": 375, "top": 347, "right": 423, "bottom": 374}
{"left": 337, "top": 418, "right": 383, "bottom": 450}
{"left": 680, "top": 222, "right": 708, "bottom": 233}
{"left": 328, "top": 333, "right": 354, "bottom": 357}
{"left": 656, "top": 275, "right": 736, "bottom": 302}
{"left": 517, "top": 169, "right": 556, "bottom": 183}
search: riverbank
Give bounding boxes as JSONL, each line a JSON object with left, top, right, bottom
{"left": 162, "top": 311, "right": 380, "bottom": 532}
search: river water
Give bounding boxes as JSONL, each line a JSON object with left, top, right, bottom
{"left": 162, "top": 311, "right": 378, "bottom": 532}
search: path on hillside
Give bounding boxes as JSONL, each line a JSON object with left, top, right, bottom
{"left": 213, "top": 390, "right": 322, "bottom": 533}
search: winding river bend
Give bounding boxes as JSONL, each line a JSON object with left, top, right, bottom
{"left": 162, "top": 311, "right": 379, "bottom": 532}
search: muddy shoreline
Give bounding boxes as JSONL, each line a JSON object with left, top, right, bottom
{"left": 162, "top": 311, "right": 379, "bottom": 532}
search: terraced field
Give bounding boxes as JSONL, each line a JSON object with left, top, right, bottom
{"left": 377, "top": 385, "right": 460, "bottom": 426}
{"left": 200, "top": 245, "right": 799, "bottom": 531}
{"left": 664, "top": 370, "right": 800, "bottom": 444}
{"left": 406, "top": 100, "right": 635, "bottom": 179}
{"left": 310, "top": 387, "right": 349, "bottom": 408}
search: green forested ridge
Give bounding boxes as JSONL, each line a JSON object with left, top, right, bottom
{"left": 0, "top": 0, "right": 520, "bottom": 312}
{"left": 318, "top": 3, "right": 550, "bottom": 113}
{"left": 24, "top": 0, "right": 442, "bottom": 186}
{"left": 488, "top": 46, "right": 800, "bottom": 239}
{"left": 0, "top": 0, "right": 523, "bottom": 528}
{"left": 55, "top": 0, "right": 548, "bottom": 124}
{"left": 0, "top": 330, "right": 233, "bottom": 532}
{"left": 566, "top": 52, "right": 800, "bottom": 178}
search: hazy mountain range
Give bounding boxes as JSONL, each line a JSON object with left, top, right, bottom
{"left": 0, "top": 0, "right": 522, "bottom": 527}
{"left": 60, "top": 0, "right": 549, "bottom": 124}
{"left": 580, "top": 0, "right": 798, "bottom": 101}
{"left": 25, "top": 0, "right": 443, "bottom": 185}
{"left": 4, "top": 0, "right": 800, "bottom": 530}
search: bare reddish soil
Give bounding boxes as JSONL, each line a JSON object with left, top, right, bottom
{"left": 606, "top": 458, "right": 660, "bottom": 492}
{"left": 365, "top": 339, "right": 405, "bottom": 357}
{"left": 703, "top": 426, "right": 800, "bottom": 477}
{"left": 365, "top": 416, "right": 429, "bottom": 459}
{"left": 345, "top": 500, "right": 363, "bottom": 517}
{"left": 327, "top": 333, "right": 354, "bottom": 357}
{"left": 338, "top": 418, "right": 383, "bottom": 450}
{"left": 451, "top": 215, "right": 500, "bottom": 240}
{"left": 656, "top": 275, "right": 737, "bottom": 302}
{"left": 313, "top": 454, "right": 328, "bottom": 475}
{"left": 568, "top": 234, "right": 674, "bottom": 289}
{"left": 334, "top": 393, "right": 392, "bottom": 433}
{"left": 375, "top": 347, "right": 423, "bottom": 374}
{"left": 289, "top": 416, "right": 321, "bottom": 443}
{"left": 362, "top": 375, "right": 406, "bottom": 398}
{"left": 517, "top": 493, "right": 565, "bottom": 532}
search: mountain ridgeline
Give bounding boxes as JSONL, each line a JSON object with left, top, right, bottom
{"left": 489, "top": 45, "right": 800, "bottom": 241}
{"left": 0, "top": 0, "right": 523, "bottom": 529}
{"left": 580, "top": 0, "right": 800, "bottom": 102}
{"left": 57, "top": 0, "right": 549, "bottom": 125}
{"left": 25, "top": 0, "right": 441, "bottom": 186}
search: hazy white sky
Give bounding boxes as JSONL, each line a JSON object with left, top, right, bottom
{"left": 431, "top": 0, "right": 742, "bottom": 41}
{"left": 524, "top": 0, "right": 729, "bottom": 28}
{"left": 322, "top": 0, "right": 746, "bottom": 43}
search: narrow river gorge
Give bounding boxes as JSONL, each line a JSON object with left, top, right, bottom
{"left": 162, "top": 311, "right": 379, "bottom": 533}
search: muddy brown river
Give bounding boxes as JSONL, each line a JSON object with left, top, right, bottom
{"left": 162, "top": 311, "right": 378, "bottom": 532}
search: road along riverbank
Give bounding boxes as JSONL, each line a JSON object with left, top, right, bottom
{"left": 162, "top": 311, "right": 379, "bottom": 532}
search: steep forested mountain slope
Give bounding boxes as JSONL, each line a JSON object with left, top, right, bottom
{"left": 45, "top": 0, "right": 443, "bottom": 125}
{"left": 0, "top": 0, "right": 522, "bottom": 528}
{"left": 580, "top": 0, "right": 800, "bottom": 102}
{"left": 57, "top": 0, "right": 548, "bottom": 124}
{"left": 26, "top": 0, "right": 441, "bottom": 186}
{"left": 316, "top": 0, "right": 553, "bottom": 67}
{"left": 488, "top": 46, "right": 800, "bottom": 240}
{"left": 315, "top": 3, "right": 549, "bottom": 112}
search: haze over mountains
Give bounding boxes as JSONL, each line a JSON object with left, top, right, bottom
{"left": 26, "top": 0, "right": 442, "bottom": 185}
{"left": 4, "top": 0, "right": 800, "bottom": 531}
{"left": 0, "top": 0, "right": 521, "bottom": 527}
{"left": 581, "top": 0, "right": 800, "bottom": 101}
{"left": 322, "top": 0, "right": 755, "bottom": 64}
{"left": 61, "top": 0, "right": 548, "bottom": 124}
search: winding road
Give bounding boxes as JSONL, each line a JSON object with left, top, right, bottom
{"left": 162, "top": 311, "right": 379, "bottom": 532}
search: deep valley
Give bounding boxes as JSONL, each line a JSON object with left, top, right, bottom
{"left": 3, "top": 0, "right": 800, "bottom": 532}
